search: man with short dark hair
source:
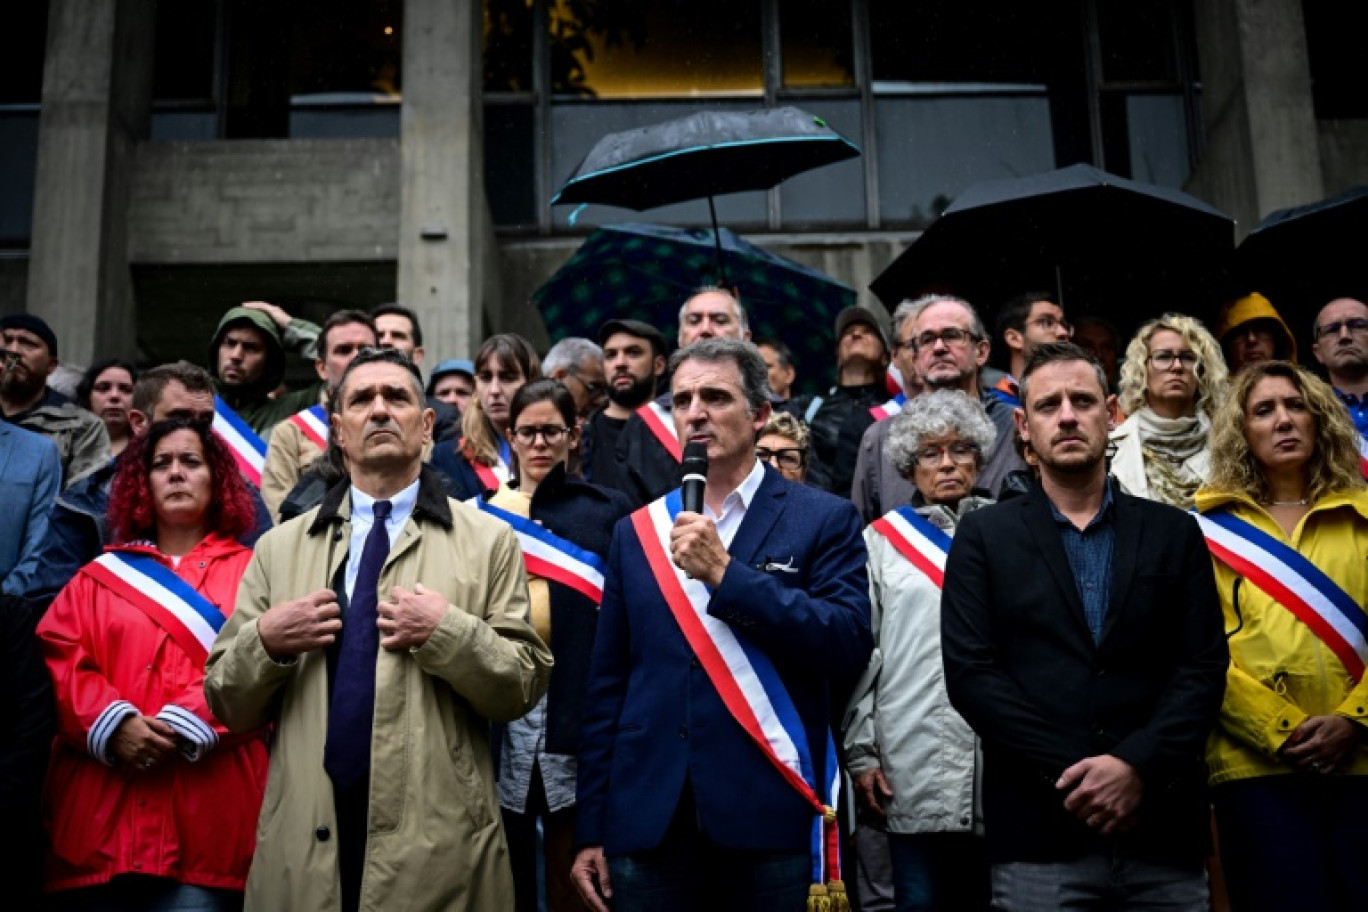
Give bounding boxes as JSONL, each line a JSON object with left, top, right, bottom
{"left": 206, "top": 346, "right": 552, "bottom": 912}
{"left": 261, "top": 310, "right": 377, "bottom": 522}
{"left": 756, "top": 338, "right": 797, "bottom": 403}
{"left": 942, "top": 342, "right": 1226, "bottom": 910}
{"left": 1, "top": 313, "right": 110, "bottom": 486}
{"left": 992, "top": 292, "right": 1072, "bottom": 407}
{"left": 369, "top": 303, "right": 460, "bottom": 441}
{"left": 4, "top": 361, "right": 273, "bottom": 603}
{"left": 1310, "top": 297, "right": 1368, "bottom": 475}
{"left": 587, "top": 319, "right": 668, "bottom": 501}
{"left": 573, "top": 337, "right": 872, "bottom": 911}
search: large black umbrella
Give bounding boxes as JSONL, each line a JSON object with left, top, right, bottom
{"left": 551, "top": 106, "right": 860, "bottom": 281}
{"left": 1235, "top": 185, "right": 1368, "bottom": 339}
{"left": 532, "top": 223, "right": 856, "bottom": 396}
{"left": 870, "top": 164, "right": 1235, "bottom": 331}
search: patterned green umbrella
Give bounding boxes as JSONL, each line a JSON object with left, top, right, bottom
{"left": 533, "top": 223, "right": 856, "bottom": 396}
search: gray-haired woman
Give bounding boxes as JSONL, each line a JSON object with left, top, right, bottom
{"left": 844, "top": 389, "right": 995, "bottom": 912}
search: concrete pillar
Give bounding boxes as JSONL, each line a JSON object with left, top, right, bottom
{"left": 398, "top": 0, "right": 498, "bottom": 361}
{"left": 25, "top": 0, "right": 154, "bottom": 366}
{"left": 1188, "top": 0, "right": 1324, "bottom": 238}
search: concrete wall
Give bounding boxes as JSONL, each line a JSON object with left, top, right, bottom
{"left": 0, "top": 259, "right": 28, "bottom": 316}
{"left": 129, "top": 139, "right": 401, "bottom": 264}
{"left": 1319, "top": 120, "right": 1368, "bottom": 194}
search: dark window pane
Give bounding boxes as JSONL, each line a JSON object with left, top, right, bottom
{"left": 780, "top": 0, "right": 854, "bottom": 88}
{"left": 550, "top": 0, "right": 761, "bottom": 99}
{"left": 1096, "top": 2, "right": 1177, "bottom": 84}
{"left": 485, "top": 104, "right": 537, "bottom": 226}
{"left": 1100, "top": 92, "right": 1190, "bottom": 187}
{"left": 0, "top": 111, "right": 41, "bottom": 246}
{"left": 153, "top": 2, "right": 218, "bottom": 102}
{"left": 870, "top": 1, "right": 1074, "bottom": 86}
{"left": 0, "top": 1, "right": 49, "bottom": 104}
{"left": 484, "top": 0, "right": 535, "bottom": 92}
{"left": 1304, "top": 1, "right": 1368, "bottom": 119}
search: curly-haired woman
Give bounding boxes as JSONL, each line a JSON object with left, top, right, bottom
{"left": 1110, "top": 313, "right": 1229, "bottom": 508}
{"left": 37, "top": 419, "right": 267, "bottom": 911}
{"left": 1194, "top": 361, "right": 1368, "bottom": 912}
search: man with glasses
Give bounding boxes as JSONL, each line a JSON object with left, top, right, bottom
{"left": 991, "top": 293, "right": 1073, "bottom": 408}
{"left": 543, "top": 337, "right": 609, "bottom": 427}
{"left": 1310, "top": 297, "right": 1368, "bottom": 474}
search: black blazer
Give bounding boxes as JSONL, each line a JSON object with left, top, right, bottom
{"left": 941, "top": 480, "right": 1227, "bottom": 865}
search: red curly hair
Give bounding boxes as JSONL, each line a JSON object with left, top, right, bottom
{"left": 107, "top": 419, "right": 257, "bottom": 545}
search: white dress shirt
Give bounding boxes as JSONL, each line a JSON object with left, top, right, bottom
{"left": 344, "top": 478, "right": 419, "bottom": 601}
{"left": 705, "top": 458, "right": 766, "bottom": 550}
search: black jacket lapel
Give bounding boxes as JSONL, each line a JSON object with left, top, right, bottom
{"left": 1020, "top": 484, "right": 1095, "bottom": 644}
{"left": 725, "top": 466, "right": 787, "bottom": 568}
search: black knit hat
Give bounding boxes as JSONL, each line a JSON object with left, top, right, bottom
{"left": 0, "top": 313, "right": 58, "bottom": 357}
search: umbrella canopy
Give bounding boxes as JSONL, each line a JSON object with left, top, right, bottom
{"left": 532, "top": 223, "right": 856, "bottom": 396}
{"left": 551, "top": 107, "right": 861, "bottom": 212}
{"left": 1235, "top": 185, "right": 1368, "bottom": 341}
{"left": 869, "top": 164, "right": 1235, "bottom": 333}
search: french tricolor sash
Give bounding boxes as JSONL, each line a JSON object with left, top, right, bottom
{"left": 212, "top": 396, "right": 266, "bottom": 488}
{"left": 1358, "top": 432, "right": 1367, "bottom": 480}
{"left": 988, "top": 375, "right": 1021, "bottom": 409}
{"left": 868, "top": 392, "right": 907, "bottom": 422}
{"left": 868, "top": 506, "right": 952, "bottom": 589}
{"left": 474, "top": 499, "right": 606, "bottom": 604}
{"left": 630, "top": 491, "right": 843, "bottom": 894}
{"left": 287, "top": 403, "right": 329, "bottom": 451}
{"left": 84, "top": 551, "right": 227, "bottom": 665}
{"left": 471, "top": 440, "right": 513, "bottom": 492}
{"left": 1194, "top": 508, "right": 1367, "bottom": 682}
{"left": 636, "top": 400, "right": 682, "bottom": 462}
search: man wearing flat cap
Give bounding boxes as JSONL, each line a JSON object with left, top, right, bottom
{"left": 587, "top": 318, "right": 670, "bottom": 504}
{"left": 804, "top": 306, "right": 892, "bottom": 498}
{"left": 0, "top": 314, "right": 110, "bottom": 487}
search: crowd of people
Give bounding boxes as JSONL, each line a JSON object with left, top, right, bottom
{"left": 0, "top": 282, "right": 1364, "bottom": 912}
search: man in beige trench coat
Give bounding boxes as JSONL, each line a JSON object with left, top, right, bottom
{"left": 206, "top": 347, "right": 553, "bottom": 912}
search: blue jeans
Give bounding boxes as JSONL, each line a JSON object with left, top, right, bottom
{"left": 887, "top": 832, "right": 989, "bottom": 912}
{"left": 1213, "top": 775, "right": 1368, "bottom": 912}
{"left": 990, "top": 846, "right": 1207, "bottom": 911}
{"left": 45, "top": 876, "right": 242, "bottom": 912}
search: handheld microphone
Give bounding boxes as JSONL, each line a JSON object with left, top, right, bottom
{"left": 680, "top": 442, "right": 708, "bottom": 515}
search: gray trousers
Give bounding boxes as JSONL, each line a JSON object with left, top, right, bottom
{"left": 991, "top": 847, "right": 1207, "bottom": 912}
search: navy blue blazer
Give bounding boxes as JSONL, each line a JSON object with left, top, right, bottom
{"left": 575, "top": 465, "right": 873, "bottom": 855}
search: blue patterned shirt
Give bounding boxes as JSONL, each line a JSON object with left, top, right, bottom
{"left": 1334, "top": 388, "right": 1368, "bottom": 438}
{"left": 1048, "top": 481, "right": 1116, "bottom": 643}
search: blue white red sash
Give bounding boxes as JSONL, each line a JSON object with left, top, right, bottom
{"left": 988, "top": 375, "right": 1021, "bottom": 409}
{"left": 84, "top": 551, "right": 227, "bottom": 665}
{"left": 1358, "top": 432, "right": 1367, "bottom": 480}
{"left": 288, "top": 403, "right": 329, "bottom": 451}
{"left": 885, "top": 365, "right": 905, "bottom": 397}
{"left": 471, "top": 439, "right": 513, "bottom": 492}
{"left": 630, "top": 490, "right": 842, "bottom": 887}
{"left": 212, "top": 396, "right": 266, "bottom": 488}
{"left": 636, "top": 400, "right": 682, "bottom": 462}
{"left": 1195, "top": 508, "right": 1367, "bottom": 682}
{"left": 868, "top": 392, "right": 907, "bottom": 422}
{"left": 474, "top": 499, "right": 606, "bottom": 604}
{"left": 868, "top": 506, "right": 952, "bottom": 589}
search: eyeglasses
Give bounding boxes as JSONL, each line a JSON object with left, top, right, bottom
{"left": 511, "top": 424, "right": 570, "bottom": 445}
{"left": 1028, "top": 315, "right": 1073, "bottom": 335}
{"left": 913, "top": 442, "right": 980, "bottom": 469}
{"left": 755, "top": 446, "right": 807, "bottom": 471}
{"left": 914, "top": 328, "right": 979, "bottom": 351}
{"left": 1147, "top": 350, "right": 1199, "bottom": 371}
{"left": 565, "top": 370, "right": 609, "bottom": 402}
{"left": 1315, "top": 318, "right": 1368, "bottom": 340}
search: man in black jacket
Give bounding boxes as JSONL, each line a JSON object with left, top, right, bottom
{"left": 941, "top": 342, "right": 1226, "bottom": 910}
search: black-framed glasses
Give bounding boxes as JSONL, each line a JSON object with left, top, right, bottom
{"left": 913, "top": 328, "right": 979, "bottom": 351}
{"left": 512, "top": 424, "right": 571, "bottom": 445}
{"left": 1316, "top": 318, "right": 1368, "bottom": 340}
{"left": 755, "top": 446, "right": 807, "bottom": 471}
{"left": 1147, "top": 350, "right": 1199, "bottom": 371}
{"left": 913, "top": 442, "right": 980, "bottom": 469}
{"left": 1027, "top": 315, "right": 1073, "bottom": 335}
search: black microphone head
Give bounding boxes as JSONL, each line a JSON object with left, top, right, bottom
{"left": 682, "top": 441, "right": 709, "bottom": 471}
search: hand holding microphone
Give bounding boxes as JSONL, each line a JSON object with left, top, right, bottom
{"left": 671, "top": 442, "right": 730, "bottom": 587}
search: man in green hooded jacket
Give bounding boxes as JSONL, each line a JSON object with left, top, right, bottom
{"left": 209, "top": 301, "right": 323, "bottom": 440}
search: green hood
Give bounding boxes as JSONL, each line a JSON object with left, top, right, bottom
{"left": 208, "top": 306, "right": 288, "bottom": 399}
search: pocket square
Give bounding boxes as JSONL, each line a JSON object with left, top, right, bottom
{"left": 761, "top": 556, "right": 800, "bottom": 574}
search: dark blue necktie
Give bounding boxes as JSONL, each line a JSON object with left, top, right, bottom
{"left": 324, "top": 499, "right": 392, "bottom": 792}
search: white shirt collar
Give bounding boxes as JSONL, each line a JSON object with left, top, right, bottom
{"left": 350, "top": 477, "right": 421, "bottom": 526}
{"left": 707, "top": 458, "right": 766, "bottom": 519}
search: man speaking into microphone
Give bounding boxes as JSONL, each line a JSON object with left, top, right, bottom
{"left": 572, "top": 338, "right": 873, "bottom": 912}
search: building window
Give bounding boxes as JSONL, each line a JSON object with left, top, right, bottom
{"left": 0, "top": 0, "right": 50, "bottom": 247}
{"left": 1303, "top": 2, "right": 1368, "bottom": 120}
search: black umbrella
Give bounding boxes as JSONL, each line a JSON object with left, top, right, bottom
{"left": 869, "top": 164, "right": 1235, "bottom": 331}
{"left": 1235, "top": 185, "right": 1368, "bottom": 338}
{"left": 551, "top": 106, "right": 860, "bottom": 282}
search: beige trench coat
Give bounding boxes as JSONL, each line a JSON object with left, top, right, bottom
{"left": 205, "top": 468, "right": 553, "bottom": 911}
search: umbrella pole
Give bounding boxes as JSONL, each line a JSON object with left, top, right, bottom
{"left": 1055, "top": 263, "right": 1065, "bottom": 309}
{"left": 708, "top": 196, "right": 729, "bottom": 290}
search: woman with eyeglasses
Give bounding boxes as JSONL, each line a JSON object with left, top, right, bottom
{"left": 431, "top": 333, "right": 541, "bottom": 500}
{"left": 1109, "top": 313, "right": 1229, "bottom": 508}
{"left": 472, "top": 379, "right": 632, "bottom": 912}
{"left": 756, "top": 411, "right": 810, "bottom": 484}
{"left": 844, "top": 390, "right": 996, "bottom": 911}
{"left": 1193, "top": 361, "right": 1368, "bottom": 912}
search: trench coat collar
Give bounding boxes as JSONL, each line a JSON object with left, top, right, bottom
{"left": 308, "top": 464, "right": 454, "bottom": 536}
